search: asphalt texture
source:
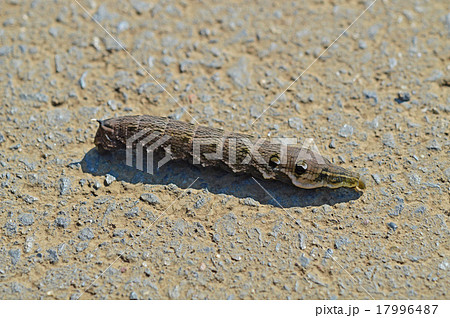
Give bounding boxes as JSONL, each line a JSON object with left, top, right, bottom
{"left": 0, "top": 0, "right": 448, "bottom": 299}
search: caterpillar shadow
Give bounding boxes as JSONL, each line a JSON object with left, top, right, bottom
{"left": 80, "top": 148, "right": 362, "bottom": 208}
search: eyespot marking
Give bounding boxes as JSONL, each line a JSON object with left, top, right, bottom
{"left": 295, "top": 161, "right": 307, "bottom": 175}
{"left": 269, "top": 154, "right": 280, "bottom": 168}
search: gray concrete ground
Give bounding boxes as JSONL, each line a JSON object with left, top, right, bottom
{"left": 0, "top": 0, "right": 448, "bottom": 299}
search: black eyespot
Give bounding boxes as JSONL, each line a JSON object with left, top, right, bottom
{"left": 269, "top": 154, "right": 280, "bottom": 168}
{"left": 295, "top": 161, "right": 307, "bottom": 175}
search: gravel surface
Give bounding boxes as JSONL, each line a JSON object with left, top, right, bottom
{"left": 0, "top": 0, "right": 448, "bottom": 299}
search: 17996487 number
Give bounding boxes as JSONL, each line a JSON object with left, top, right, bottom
{"left": 376, "top": 305, "right": 438, "bottom": 315}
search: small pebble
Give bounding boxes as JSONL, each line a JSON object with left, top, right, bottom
{"left": 240, "top": 197, "right": 259, "bottom": 207}
{"left": 4, "top": 221, "right": 17, "bottom": 236}
{"left": 288, "top": 117, "right": 304, "bottom": 131}
{"left": 395, "top": 91, "right": 411, "bottom": 103}
{"left": 125, "top": 207, "right": 139, "bottom": 218}
{"left": 249, "top": 105, "right": 262, "bottom": 118}
{"left": 47, "top": 249, "right": 59, "bottom": 264}
{"left": 414, "top": 206, "right": 427, "bottom": 214}
{"left": 363, "top": 90, "right": 378, "bottom": 105}
{"left": 105, "top": 174, "right": 116, "bottom": 186}
{"left": 387, "top": 222, "right": 398, "bottom": 231}
{"left": 194, "top": 196, "right": 207, "bottom": 209}
{"left": 76, "top": 242, "right": 89, "bottom": 252}
{"left": 168, "top": 286, "right": 180, "bottom": 299}
{"left": 79, "top": 71, "right": 88, "bottom": 89}
{"left": 18, "top": 213, "right": 34, "bottom": 226}
{"left": 227, "top": 57, "right": 251, "bottom": 88}
{"left": 161, "top": 56, "right": 174, "bottom": 66}
{"left": 117, "top": 21, "right": 129, "bottom": 33}
{"left": 54, "top": 54, "right": 64, "bottom": 73}
{"left": 298, "top": 232, "right": 307, "bottom": 250}
{"left": 199, "top": 28, "right": 211, "bottom": 36}
{"left": 212, "top": 234, "right": 220, "bottom": 243}
{"left": 24, "top": 237, "right": 35, "bottom": 253}
{"left": 9, "top": 249, "right": 21, "bottom": 265}
{"left": 55, "top": 216, "right": 70, "bottom": 228}
{"left": 22, "top": 194, "right": 38, "bottom": 204}
{"left": 438, "top": 260, "right": 448, "bottom": 271}
{"left": 444, "top": 168, "right": 450, "bottom": 181}
{"left": 372, "top": 174, "right": 381, "bottom": 184}
{"left": 48, "top": 27, "right": 58, "bottom": 37}
{"left": 131, "top": 0, "right": 151, "bottom": 14}
{"left": 3, "top": 18, "right": 16, "bottom": 27}
{"left": 140, "top": 193, "right": 160, "bottom": 205}
{"left": 0, "top": 46, "right": 13, "bottom": 56}
{"left": 382, "top": 133, "right": 396, "bottom": 148}
{"left": 358, "top": 40, "right": 367, "bottom": 49}
{"left": 329, "top": 139, "right": 336, "bottom": 149}
{"left": 334, "top": 236, "right": 350, "bottom": 249}
{"left": 47, "top": 108, "right": 71, "bottom": 126}
{"left": 78, "top": 228, "right": 94, "bottom": 241}
{"left": 338, "top": 124, "right": 354, "bottom": 138}
{"left": 107, "top": 100, "right": 120, "bottom": 111}
{"left": 93, "top": 181, "right": 102, "bottom": 190}
{"left": 425, "top": 70, "right": 444, "bottom": 82}
{"left": 298, "top": 253, "right": 310, "bottom": 268}
{"left": 426, "top": 140, "right": 441, "bottom": 151}
{"left": 389, "top": 57, "right": 397, "bottom": 69}
{"left": 231, "top": 254, "right": 242, "bottom": 261}
{"left": 58, "top": 177, "right": 71, "bottom": 195}
{"left": 147, "top": 56, "right": 154, "bottom": 68}
{"left": 129, "top": 292, "right": 138, "bottom": 300}
{"left": 10, "top": 144, "right": 21, "bottom": 150}
{"left": 113, "top": 229, "right": 126, "bottom": 237}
